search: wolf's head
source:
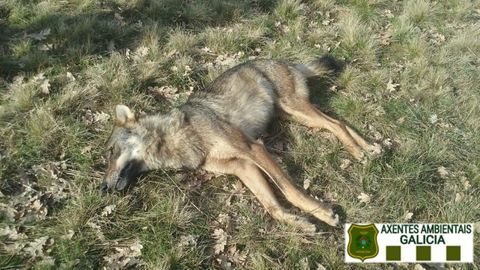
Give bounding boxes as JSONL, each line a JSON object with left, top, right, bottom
{"left": 100, "top": 105, "right": 150, "bottom": 193}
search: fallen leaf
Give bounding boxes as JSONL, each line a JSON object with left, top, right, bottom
{"left": 23, "top": 236, "right": 50, "bottom": 259}
{"left": 404, "top": 212, "right": 413, "bottom": 221}
{"left": 0, "top": 226, "right": 22, "bottom": 240}
{"left": 178, "top": 235, "right": 197, "bottom": 248}
{"left": 414, "top": 264, "right": 426, "bottom": 270}
{"left": 437, "top": 166, "right": 449, "bottom": 178}
{"left": 340, "top": 159, "right": 352, "bottom": 169}
{"left": 61, "top": 229, "right": 75, "bottom": 240}
{"left": 380, "top": 31, "right": 392, "bottom": 45}
{"left": 212, "top": 228, "right": 227, "bottom": 254}
{"left": 397, "top": 116, "right": 406, "bottom": 124}
{"left": 40, "top": 79, "right": 50, "bottom": 94}
{"left": 383, "top": 9, "right": 394, "bottom": 18}
{"left": 454, "top": 192, "right": 463, "bottom": 203}
{"left": 83, "top": 110, "right": 110, "bottom": 131}
{"left": 148, "top": 85, "right": 179, "bottom": 102}
{"left": 429, "top": 114, "right": 438, "bottom": 124}
{"left": 228, "top": 245, "right": 248, "bottom": 265}
{"left": 134, "top": 46, "right": 149, "bottom": 58}
{"left": 101, "top": 204, "right": 116, "bottom": 217}
{"left": 103, "top": 239, "right": 144, "bottom": 269}
{"left": 357, "top": 193, "right": 371, "bottom": 204}
{"left": 386, "top": 79, "right": 400, "bottom": 92}
{"left": 462, "top": 177, "right": 471, "bottom": 191}
{"left": 303, "top": 179, "right": 311, "bottom": 190}
{"left": 87, "top": 221, "right": 105, "bottom": 241}
{"left": 216, "top": 213, "right": 231, "bottom": 227}
{"left": 38, "top": 43, "right": 53, "bottom": 51}
{"left": 66, "top": 72, "right": 76, "bottom": 81}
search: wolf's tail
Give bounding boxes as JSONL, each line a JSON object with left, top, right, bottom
{"left": 295, "top": 55, "right": 343, "bottom": 78}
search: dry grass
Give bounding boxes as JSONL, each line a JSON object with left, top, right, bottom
{"left": 0, "top": 0, "right": 479, "bottom": 269}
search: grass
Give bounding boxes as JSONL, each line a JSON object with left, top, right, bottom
{"left": 0, "top": 0, "right": 479, "bottom": 269}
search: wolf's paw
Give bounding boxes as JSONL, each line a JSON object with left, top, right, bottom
{"left": 323, "top": 213, "right": 340, "bottom": 227}
{"left": 283, "top": 214, "right": 317, "bottom": 233}
{"left": 311, "top": 208, "right": 341, "bottom": 227}
{"left": 295, "top": 217, "right": 317, "bottom": 233}
{"left": 358, "top": 143, "right": 382, "bottom": 164}
{"left": 352, "top": 149, "right": 366, "bottom": 163}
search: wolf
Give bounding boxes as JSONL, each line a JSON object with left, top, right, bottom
{"left": 100, "top": 55, "right": 381, "bottom": 231}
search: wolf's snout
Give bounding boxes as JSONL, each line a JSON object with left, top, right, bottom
{"left": 100, "top": 182, "right": 109, "bottom": 194}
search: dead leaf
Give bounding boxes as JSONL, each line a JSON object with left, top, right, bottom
{"left": 404, "top": 212, "right": 413, "bottom": 221}
{"left": 383, "top": 10, "right": 394, "bottom": 18}
{"left": 357, "top": 193, "right": 371, "bottom": 204}
{"left": 134, "top": 46, "right": 149, "bottom": 58}
{"left": 216, "top": 213, "right": 231, "bottom": 227}
{"left": 40, "top": 79, "right": 50, "bottom": 94}
{"left": 228, "top": 245, "right": 248, "bottom": 265}
{"left": 23, "top": 236, "right": 50, "bottom": 259}
{"left": 4, "top": 241, "right": 27, "bottom": 255}
{"left": 38, "top": 43, "right": 53, "bottom": 51}
{"left": 0, "top": 226, "right": 24, "bottom": 240}
{"left": 148, "top": 86, "right": 179, "bottom": 102}
{"left": 414, "top": 264, "right": 426, "bottom": 270}
{"left": 66, "top": 72, "right": 76, "bottom": 81}
{"left": 87, "top": 221, "right": 105, "bottom": 241}
{"left": 397, "top": 116, "right": 406, "bottom": 124}
{"left": 303, "top": 179, "right": 311, "bottom": 190}
{"left": 178, "top": 235, "right": 197, "bottom": 248}
{"left": 454, "top": 192, "right": 464, "bottom": 203}
{"left": 61, "top": 229, "right": 75, "bottom": 240}
{"left": 429, "top": 114, "right": 438, "bottom": 124}
{"left": 380, "top": 31, "right": 392, "bottom": 45}
{"left": 462, "top": 177, "right": 471, "bottom": 191}
{"left": 103, "top": 239, "right": 144, "bottom": 269}
{"left": 340, "top": 159, "right": 352, "bottom": 169}
{"left": 101, "top": 204, "right": 116, "bottom": 217}
{"left": 386, "top": 79, "right": 400, "bottom": 92}
{"left": 83, "top": 110, "right": 110, "bottom": 131}
{"left": 0, "top": 203, "right": 17, "bottom": 222}
{"left": 437, "top": 166, "right": 449, "bottom": 178}
{"left": 212, "top": 228, "right": 227, "bottom": 254}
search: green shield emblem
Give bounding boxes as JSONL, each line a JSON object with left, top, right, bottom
{"left": 347, "top": 224, "right": 379, "bottom": 262}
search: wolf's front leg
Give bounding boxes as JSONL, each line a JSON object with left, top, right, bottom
{"left": 203, "top": 157, "right": 317, "bottom": 232}
{"left": 230, "top": 141, "right": 339, "bottom": 227}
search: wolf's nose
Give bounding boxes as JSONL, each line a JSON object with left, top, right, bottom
{"left": 100, "top": 182, "right": 109, "bottom": 194}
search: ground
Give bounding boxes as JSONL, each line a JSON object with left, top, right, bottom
{"left": 0, "top": 0, "right": 479, "bottom": 269}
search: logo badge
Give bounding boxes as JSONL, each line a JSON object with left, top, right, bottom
{"left": 347, "top": 224, "right": 379, "bottom": 262}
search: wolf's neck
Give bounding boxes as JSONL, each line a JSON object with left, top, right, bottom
{"left": 139, "top": 109, "right": 205, "bottom": 170}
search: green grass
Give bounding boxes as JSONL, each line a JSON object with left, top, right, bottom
{"left": 1, "top": 0, "right": 479, "bottom": 269}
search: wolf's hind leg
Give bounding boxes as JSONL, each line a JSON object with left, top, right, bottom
{"left": 203, "top": 158, "right": 317, "bottom": 232}
{"left": 280, "top": 99, "right": 380, "bottom": 161}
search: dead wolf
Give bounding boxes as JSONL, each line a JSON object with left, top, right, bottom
{"left": 101, "top": 56, "right": 381, "bottom": 231}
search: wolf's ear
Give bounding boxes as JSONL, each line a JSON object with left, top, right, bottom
{"left": 115, "top": 104, "right": 135, "bottom": 125}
